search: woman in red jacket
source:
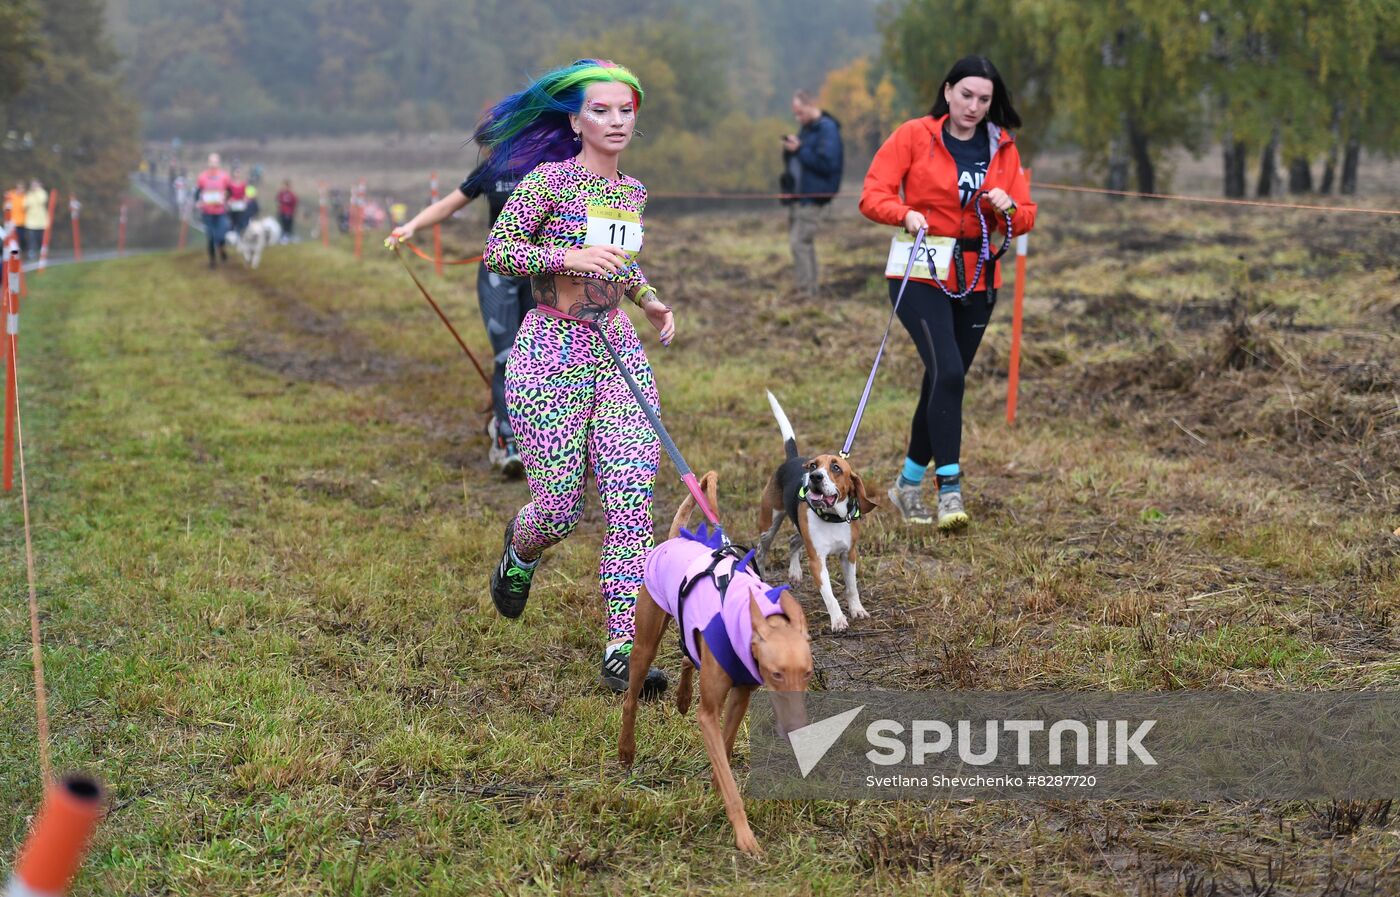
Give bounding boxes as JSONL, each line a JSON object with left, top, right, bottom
{"left": 860, "top": 55, "right": 1036, "bottom": 530}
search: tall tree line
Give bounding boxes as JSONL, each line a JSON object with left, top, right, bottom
{"left": 1, "top": 0, "right": 140, "bottom": 218}
{"left": 105, "top": 0, "right": 881, "bottom": 140}
{"left": 879, "top": 0, "right": 1400, "bottom": 196}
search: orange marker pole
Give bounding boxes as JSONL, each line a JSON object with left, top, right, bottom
{"left": 430, "top": 172, "right": 443, "bottom": 276}
{"left": 37, "top": 191, "right": 58, "bottom": 274}
{"left": 68, "top": 196, "right": 81, "bottom": 263}
{"left": 117, "top": 201, "right": 128, "bottom": 257}
{"left": 4, "top": 249, "right": 19, "bottom": 492}
{"left": 1006, "top": 169, "right": 1031, "bottom": 425}
{"left": 7, "top": 776, "right": 105, "bottom": 897}
{"left": 318, "top": 184, "right": 329, "bottom": 248}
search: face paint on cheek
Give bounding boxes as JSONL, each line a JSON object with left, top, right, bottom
{"left": 580, "top": 108, "right": 635, "bottom": 128}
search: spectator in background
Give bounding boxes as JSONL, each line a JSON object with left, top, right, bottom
{"left": 173, "top": 171, "right": 191, "bottom": 215}
{"left": 276, "top": 181, "right": 297, "bottom": 242}
{"left": 22, "top": 180, "right": 48, "bottom": 261}
{"left": 782, "top": 90, "right": 843, "bottom": 296}
{"left": 5, "top": 180, "right": 27, "bottom": 255}
{"left": 362, "top": 199, "right": 386, "bottom": 230}
{"left": 245, "top": 183, "right": 261, "bottom": 223}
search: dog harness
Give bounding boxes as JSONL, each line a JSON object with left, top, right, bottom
{"left": 799, "top": 484, "right": 861, "bottom": 524}
{"left": 643, "top": 526, "right": 789, "bottom": 686}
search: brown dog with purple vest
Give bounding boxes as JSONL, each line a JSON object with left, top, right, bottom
{"left": 619, "top": 471, "right": 812, "bottom": 856}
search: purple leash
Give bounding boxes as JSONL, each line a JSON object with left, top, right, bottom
{"left": 839, "top": 195, "right": 1013, "bottom": 459}
{"left": 840, "top": 225, "right": 927, "bottom": 459}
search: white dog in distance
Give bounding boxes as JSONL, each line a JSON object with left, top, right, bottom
{"left": 235, "top": 216, "right": 283, "bottom": 269}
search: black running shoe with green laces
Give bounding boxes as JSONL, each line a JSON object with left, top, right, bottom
{"left": 601, "top": 642, "right": 668, "bottom": 698}
{"left": 490, "top": 518, "right": 535, "bottom": 618}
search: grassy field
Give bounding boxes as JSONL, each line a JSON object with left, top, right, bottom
{"left": 1, "top": 193, "right": 1397, "bottom": 894}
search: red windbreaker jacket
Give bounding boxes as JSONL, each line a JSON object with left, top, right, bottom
{"left": 860, "top": 114, "right": 1036, "bottom": 291}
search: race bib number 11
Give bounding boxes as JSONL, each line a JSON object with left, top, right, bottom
{"left": 584, "top": 205, "right": 643, "bottom": 256}
{"left": 886, "top": 231, "right": 956, "bottom": 281}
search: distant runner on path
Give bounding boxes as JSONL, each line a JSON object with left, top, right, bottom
{"left": 227, "top": 167, "right": 251, "bottom": 234}
{"left": 196, "top": 153, "right": 232, "bottom": 269}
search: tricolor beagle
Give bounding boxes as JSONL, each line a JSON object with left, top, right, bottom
{"left": 756, "top": 391, "right": 878, "bottom": 632}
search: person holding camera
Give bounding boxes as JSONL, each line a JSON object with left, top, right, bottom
{"left": 781, "top": 90, "right": 843, "bottom": 296}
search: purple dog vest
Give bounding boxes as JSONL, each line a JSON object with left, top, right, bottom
{"left": 643, "top": 527, "right": 789, "bottom": 686}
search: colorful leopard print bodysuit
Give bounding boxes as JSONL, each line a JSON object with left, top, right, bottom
{"left": 485, "top": 157, "right": 649, "bottom": 322}
{"left": 486, "top": 157, "right": 660, "bottom": 644}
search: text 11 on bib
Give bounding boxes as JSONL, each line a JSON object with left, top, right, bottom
{"left": 584, "top": 205, "right": 643, "bottom": 257}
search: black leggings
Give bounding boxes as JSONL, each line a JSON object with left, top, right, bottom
{"left": 476, "top": 265, "right": 535, "bottom": 440}
{"left": 890, "top": 280, "right": 993, "bottom": 469}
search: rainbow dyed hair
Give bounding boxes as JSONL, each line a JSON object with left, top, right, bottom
{"left": 464, "top": 59, "right": 644, "bottom": 194}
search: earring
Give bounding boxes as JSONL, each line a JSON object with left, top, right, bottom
{"left": 573, "top": 132, "right": 581, "bottom": 143}
{"left": 633, "top": 128, "right": 645, "bottom": 138}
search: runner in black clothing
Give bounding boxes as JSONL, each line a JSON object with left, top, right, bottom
{"left": 389, "top": 161, "right": 532, "bottom": 477}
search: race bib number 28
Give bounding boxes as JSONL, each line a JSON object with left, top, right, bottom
{"left": 584, "top": 205, "right": 643, "bottom": 256}
{"left": 886, "top": 231, "right": 956, "bottom": 280}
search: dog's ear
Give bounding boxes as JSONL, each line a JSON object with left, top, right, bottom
{"left": 851, "top": 470, "right": 879, "bottom": 515}
{"left": 777, "top": 590, "right": 808, "bottom": 639}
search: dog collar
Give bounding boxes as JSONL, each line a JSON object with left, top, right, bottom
{"left": 799, "top": 484, "right": 860, "bottom": 524}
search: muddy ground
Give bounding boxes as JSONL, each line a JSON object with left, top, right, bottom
{"left": 200, "top": 189, "right": 1399, "bottom": 893}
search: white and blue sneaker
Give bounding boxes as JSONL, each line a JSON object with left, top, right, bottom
{"left": 488, "top": 417, "right": 524, "bottom": 479}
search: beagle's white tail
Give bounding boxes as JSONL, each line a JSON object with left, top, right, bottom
{"left": 766, "top": 390, "right": 800, "bottom": 460}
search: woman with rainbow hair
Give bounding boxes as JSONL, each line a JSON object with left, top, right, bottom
{"left": 480, "top": 59, "right": 674, "bottom": 697}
